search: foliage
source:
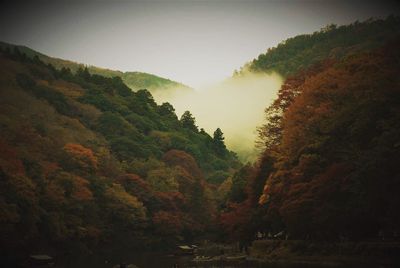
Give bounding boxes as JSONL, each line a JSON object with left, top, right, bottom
{"left": 104, "top": 183, "right": 147, "bottom": 225}
{"left": 0, "top": 45, "right": 240, "bottom": 258}
{"left": 0, "top": 41, "right": 192, "bottom": 95}
{"left": 62, "top": 143, "right": 98, "bottom": 173}
{"left": 257, "top": 40, "right": 400, "bottom": 240}
{"left": 180, "top": 110, "right": 198, "bottom": 132}
{"left": 241, "top": 16, "right": 400, "bottom": 77}
{"left": 213, "top": 128, "right": 226, "bottom": 155}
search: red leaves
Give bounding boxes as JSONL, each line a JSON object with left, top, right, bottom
{"left": 220, "top": 200, "right": 253, "bottom": 241}
{"left": 63, "top": 143, "right": 97, "bottom": 172}
{"left": 0, "top": 139, "right": 25, "bottom": 176}
{"left": 118, "top": 173, "right": 148, "bottom": 189}
{"left": 162, "top": 149, "right": 203, "bottom": 180}
{"left": 152, "top": 211, "right": 183, "bottom": 236}
{"left": 257, "top": 41, "right": 400, "bottom": 239}
{"left": 71, "top": 176, "right": 93, "bottom": 201}
{"left": 154, "top": 191, "right": 186, "bottom": 211}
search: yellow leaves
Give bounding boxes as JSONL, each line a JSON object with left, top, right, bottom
{"left": 106, "top": 183, "right": 142, "bottom": 209}
{"left": 258, "top": 193, "right": 268, "bottom": 205}
{"left": 147, "top": 168, "right": 179, "bottom": 192}
{"left": 105, "top": 183, "right": 147, "bottom": 221}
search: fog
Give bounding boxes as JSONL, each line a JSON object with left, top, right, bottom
{"left": 152, "top": 72, "right": 283, "bottom": 162}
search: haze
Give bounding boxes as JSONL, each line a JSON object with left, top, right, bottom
{"left": 1, "top": 0, "right": 397, "bottom": 88}
{"left": 153, "top": 72, "right": 283, "bottom": 162}
{"left": 1, "top": 0, "right": 398, "bottom": 160}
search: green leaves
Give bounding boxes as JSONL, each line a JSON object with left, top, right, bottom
{"left": 180, "top": 111, "right": 198, "bottom": 132}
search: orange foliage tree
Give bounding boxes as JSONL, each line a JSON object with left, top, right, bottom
{"left": 62, "top": 143, "right": 98, "bottom": 173}
{"left": 259, "top": 41, "right": 400, "bottom": 240}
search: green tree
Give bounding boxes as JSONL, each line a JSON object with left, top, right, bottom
{"left": 77, "top": 66, "right": 91, "bottom": 81}
{"left": 158, "top": 102, "right": 176, "bottom": 116}
{"left": 180, "top": 111, "right": 198, "bottom": 132}
{"left": 213, "top": 128, "right": 226, "bottom": 155}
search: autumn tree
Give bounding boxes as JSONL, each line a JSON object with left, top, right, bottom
{"left": 259, "top": 40, "right": 400, "bottom": 240}
{"left": 104, "top": 183, "right": 147, "bottom": 227}
{"left": 62, "top": 143, "right": 98, "bottom": 173}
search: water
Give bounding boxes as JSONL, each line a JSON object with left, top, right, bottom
{"left": 57, "top": 252, "right": 396, "bottom": 268}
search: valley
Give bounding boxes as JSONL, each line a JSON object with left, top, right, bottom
{"left": 0, "top": 12, "right": 400, "bottom": 268}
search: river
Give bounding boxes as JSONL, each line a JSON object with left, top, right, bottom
{"left": 56, "top": 252, "right": 397, "bottom": 268}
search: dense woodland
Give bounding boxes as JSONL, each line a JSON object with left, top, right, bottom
{"left": 0, "top": 46, "right": 240, "bottom": 262}
{"left": 239, "top": 16, "right": 400, "bottom": 77}
{"left": 1, "top": 16, "right": 400, "bottom": 264}
{"left": 221, "top": 17, "right": 400, "bottom": 244}
{"left": 0, "top": 41, "right": 192, "bottom": 94}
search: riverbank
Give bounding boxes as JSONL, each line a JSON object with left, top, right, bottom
{"left": 190, "top": 240, "right": 400, "bottom": 267}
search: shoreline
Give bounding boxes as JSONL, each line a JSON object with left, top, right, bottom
{"left": 190, "top": 240, "right": 400, "bottom": 267}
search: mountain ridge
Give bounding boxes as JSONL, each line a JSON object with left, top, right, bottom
{"left": 238, "top": 16, "right": 400, "bottom": 78}
{"left": 0, "top": 40, "right": 192, "bottom": 93}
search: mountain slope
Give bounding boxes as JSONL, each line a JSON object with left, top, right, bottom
{"left": 257, "top": 40, "right": 400, "bottom": 240}
{"left": 239, "top": 16, "right": 400, "bottom": 77}
{"left": 0, "top": 41, "right": 192, "bottom": 93}
{"left": 0, "top": 47, "right": 239, "bottom": 265}
{"left": 219, "top": 18, "right": 400, "bottom": 245}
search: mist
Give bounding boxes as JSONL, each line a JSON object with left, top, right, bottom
{"left": 152, "top": 72, "right": 283, "bottom": 162}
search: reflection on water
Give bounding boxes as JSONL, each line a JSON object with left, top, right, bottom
{"left": 57, "top": 252, "right": 396, "bottom": 268}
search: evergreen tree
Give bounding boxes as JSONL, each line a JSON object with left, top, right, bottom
{"left": 180, "top": 111, "right": 198, "bottom": 132}
{"left": 213, "top": 128, "right": 226, "bottom": 154}
{"left": 158, "top": 102, "right": 175, "bottom": 116}
{"left": 77, "top": 66, "right": 91, "bottom": 81}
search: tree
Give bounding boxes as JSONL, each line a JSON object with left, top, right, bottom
{"left": 258, "top": 41, "right": 400, "bottom": 240}
{"left": 104, "top": 183, "right": 147, "bottom": 226}
{"left": 180, "top": 111, "right": 198, "bottom": 132}
{"left": 158, "top": 102, "right": 175, "bottom": 116}
{"left": 62, "top": 143, "right": 98, "bottom": 173}
{"left": 136, "top": 89, "right": 156, "bottom": 107}
{"left": 77, "top": 66, "right": 91, "bottom": 81}
{"left": 213, "top": 128, "right": 226, "bottom": 155}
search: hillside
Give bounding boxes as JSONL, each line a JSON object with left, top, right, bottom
{"left": 0, "top": 47, "right": 239, "bottom": 264}
{"left": 239, "top": 16, "right": 400, "bottom": 77}
{"left": 1, "top": 14, "right": 400, "bottom": 267}
{"left": 0, "top": 41, "right": 192, "bottom": 93}
{"left": 257, "top": 40, "right": 400, "bottom": 240}
{"left": 220, "top": 35, "right": 400, "bottom": 249}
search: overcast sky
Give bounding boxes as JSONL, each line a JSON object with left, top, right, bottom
{"left": 1, "top": 0, "right": 399, "bottom": 88}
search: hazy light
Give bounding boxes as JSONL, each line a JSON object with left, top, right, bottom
{"left": 1, "top": 0, "right": 398, "bottom": 160}
{"left": 1, "top": 1, "right": 398, "bottom": 88}
{"left": 152, "top": 72, "right": 284, "bottom": 162}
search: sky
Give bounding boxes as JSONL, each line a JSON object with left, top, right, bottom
{"left": 1, "top": 0, "right": 399, "bottom": 88}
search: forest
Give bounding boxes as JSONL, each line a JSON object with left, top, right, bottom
{"left": 0, "top": 45, "right": 240, "bottom": 262}
{"left": 222, "top": 16, "right": 400, "bottom": 240}
{"left": 0, "top": 16, "right": 400, "bottom": 266}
